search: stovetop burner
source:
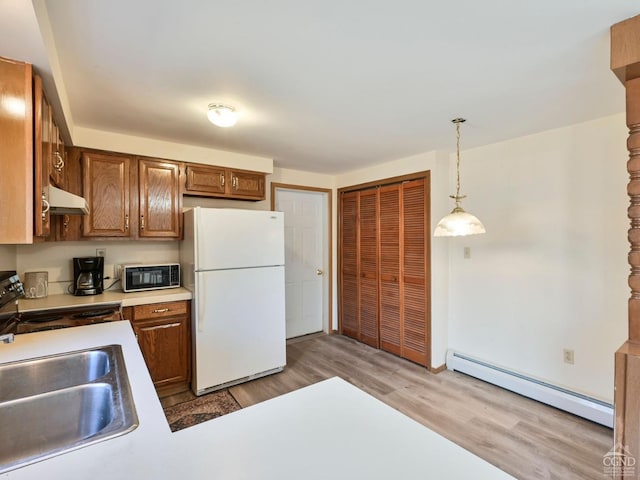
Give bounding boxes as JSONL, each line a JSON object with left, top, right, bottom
{"left": 7, "top": 304, "right": 123, "bottom": 334}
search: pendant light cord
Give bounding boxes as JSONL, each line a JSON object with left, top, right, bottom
{"left": 455, "top": 120, "right": 461, "bottom": 199}
{"left": 451, "top": 117, "right": 466, "bottom": 205}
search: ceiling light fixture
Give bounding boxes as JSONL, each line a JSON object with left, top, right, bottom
{"left": 434, "top": 118, "right": 486, "bottom": 237}
{"left": 207, "top": 104, "right": 238, "bottom": 127}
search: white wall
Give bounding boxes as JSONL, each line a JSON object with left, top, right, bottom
{"left": 335, "top": 151, "right": 450, "bottom": 368}
{"left": 0, "top": 245, "right": 17, "bottom": 270}
{"left": 447, "top": 113, "right": 628, "bottom": 403}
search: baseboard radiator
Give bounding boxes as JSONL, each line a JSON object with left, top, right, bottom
{"left": 446, "top": 350, "right": 613, "bottom": 428}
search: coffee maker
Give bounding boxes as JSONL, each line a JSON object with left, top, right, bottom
{"left": 73, "top": 257, "right": 104, "bottom": 296}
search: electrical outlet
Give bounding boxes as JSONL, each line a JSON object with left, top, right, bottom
{"left": 114, "top": 264, "right": 124, "bottom": 280}
{"left": 464, "top": 247, "right": 471, "bottom": 259}
{"left": 563, "top": 348, "right": 574, "bottom": 364}
{"left": 96, "top": 248, "right": 106, "bottom": 258}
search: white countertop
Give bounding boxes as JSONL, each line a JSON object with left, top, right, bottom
{"left": 0, "top": 324, "right": 513, "bottom": 479}
{"left": 2, "top": 287, "right": 192, "bottom": 314}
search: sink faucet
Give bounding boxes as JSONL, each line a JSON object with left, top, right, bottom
{"left": 0, "top": 333, "right": 14, "bottom": 344}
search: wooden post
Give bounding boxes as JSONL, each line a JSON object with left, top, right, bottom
{"left": 611, "top": 15, "right": 640, "bottom": 478}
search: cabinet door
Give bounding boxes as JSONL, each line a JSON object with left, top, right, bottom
{"left": 82, "top": 152, "right": 133, "bottom": 237}
{"left": 379, "top": 184, "right": 401, "bottom": 356}
{"left": 358, "top": 188, "right": 379, "bottom": 348}
{"left": 33, "top": 75, "right": 51, "bottom": 238}
{"left": 131, "top": 301, "right": 191, "bottom": 395}
{"left": 133, "top": 316, "right": 190, "bottom": 389}
{"left": 55, "top": 148, "right": 82, "bottom": 241}
{"left": 0, "top": 58, "right": 33, "bottom": 244}
{"left": 340, "top": 191, "right": 359, "bottom": 339}
{"left": 228, "top": 169, "right": 266, "bottom": 200}
{"left": 184, "top": 164, "right": 226, "bottom": 196}
{"left": 401, "top": 179, "right": 428, "bottom": 367}
{"left": 49, "top": 124, "right": 65, "bottom": 188}
{"left": 138, "top": 158, "right": 181, "bottom": 238}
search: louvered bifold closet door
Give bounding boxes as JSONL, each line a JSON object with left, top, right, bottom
{"left": 340, "top": 191, "right": 359, "bottom": 339}
{"left": 402, "top": 179, "right": 429, "bottom": 366}
{"left": 378, "top": 184, "right": 401, "bottom": 355}
{"left": 358, "top": 189, "right": 379, "bottom": 347}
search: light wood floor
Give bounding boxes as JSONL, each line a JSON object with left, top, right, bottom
{"left": 166, "top": 333, "right": 614, "bottom": 479}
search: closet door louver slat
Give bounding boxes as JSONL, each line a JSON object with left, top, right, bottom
{"left": 358, "top": 189, "right": 379, "bottom": 348}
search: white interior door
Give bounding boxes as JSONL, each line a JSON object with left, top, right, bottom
{"left": 275, "top": 188, "right": 328, "bottom": 339}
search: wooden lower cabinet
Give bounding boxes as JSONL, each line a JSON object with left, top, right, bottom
{"left": 126, "top": 300, "right": 191, "bottom": 397}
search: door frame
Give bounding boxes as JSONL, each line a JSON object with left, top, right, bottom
{"left": 271, "top": 183, "right": 333, "bottom": 334}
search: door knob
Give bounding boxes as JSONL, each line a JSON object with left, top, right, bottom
{"left": 316, "top": 269, "right": 324, "bottom": 276}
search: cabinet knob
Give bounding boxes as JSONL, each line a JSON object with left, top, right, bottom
{"left": 41, "top": 194, "right": 50, "bottom": 220}
{"left": 232, "top": 176, "right": 238, "bottom": 190}
{"left": 125, "top": 214, "right": 129, "bottom": 230}
{"left": 152, "top": 308, "right": 170, "bottom": 314}
{"left": 220, "top": 173, "right": 225, "bottom": 187}
{"left": 140, "top": 215, "right": 145, "bottom": 230}
{"left": 54, "top": 151, "right": 64, "bottom": 172}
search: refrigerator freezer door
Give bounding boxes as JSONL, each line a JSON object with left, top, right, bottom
{"left": 194, "top": 208, "right": 284, "bottom": 270}
{"left": 193, "top": 266, "right": 286, "bottom": 394}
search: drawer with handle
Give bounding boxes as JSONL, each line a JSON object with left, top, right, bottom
{"left": 132, "top": 301, "right": 188, "bottom": 321}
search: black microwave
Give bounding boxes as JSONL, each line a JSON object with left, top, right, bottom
{"left": 122, "top": 264, "right": 180, "bottom": 292}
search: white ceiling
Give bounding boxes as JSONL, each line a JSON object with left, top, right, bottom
{"left": 2, "top": 1, "right": 638, "bottom": 174}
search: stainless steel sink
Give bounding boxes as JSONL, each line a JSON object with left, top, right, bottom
{"left": 0, "top": 345, "right": 138, "bottom": 474}
{"left": 0, "top": 349, "right": 110, "bottom": 402}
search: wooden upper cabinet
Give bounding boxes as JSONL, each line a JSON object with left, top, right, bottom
{"left": 183, "top": 163, "right": 266, "bottom": 201}
{"left": 228, "top": 169, "right": 265, "bottom": 199}
{"left": 138, "top": 158, "right": 181, "bottom": 238}
{"left": 82, "top": 152, "right": 133, "bottom": 238}
{"left": 0, "top": 57, "right": 33, "bottom": 244}
{"left": 33, "top": 75, "right": 51, "bottom": 238}
{"left": 185, "top": 164, "right": 226, "bottom": 196}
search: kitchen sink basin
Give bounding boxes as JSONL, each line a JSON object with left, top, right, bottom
{"left": 0, "top": 345, "right": 138, "bottom": 474}
{"left": 0, "top": 349, "right": 110, "bottom": 402}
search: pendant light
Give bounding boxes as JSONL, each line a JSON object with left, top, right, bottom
{"left": 434, "top": 118, "right": 486, "bottom": 237}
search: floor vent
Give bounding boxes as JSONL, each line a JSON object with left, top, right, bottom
{"left": 446, "top": 350, "right": 613, "bottom": 428}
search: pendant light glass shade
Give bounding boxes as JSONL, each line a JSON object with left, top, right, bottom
{"left": 434, "top": 118, "right": 486, "bottom": 237}
{"left": 434, "top": 206, "right": 486, "bottom": 237}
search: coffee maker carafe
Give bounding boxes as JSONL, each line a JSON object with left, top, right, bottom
{"left": 73, "top": 257, "right": 104, "bottom": 296}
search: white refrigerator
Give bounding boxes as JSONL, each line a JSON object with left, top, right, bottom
{"left": 180, "top": 207, "right": 286, "bottom": 396}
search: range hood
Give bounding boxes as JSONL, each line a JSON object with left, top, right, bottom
{"left": 47, "top": 185, "right": 89, "bottom": 215}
